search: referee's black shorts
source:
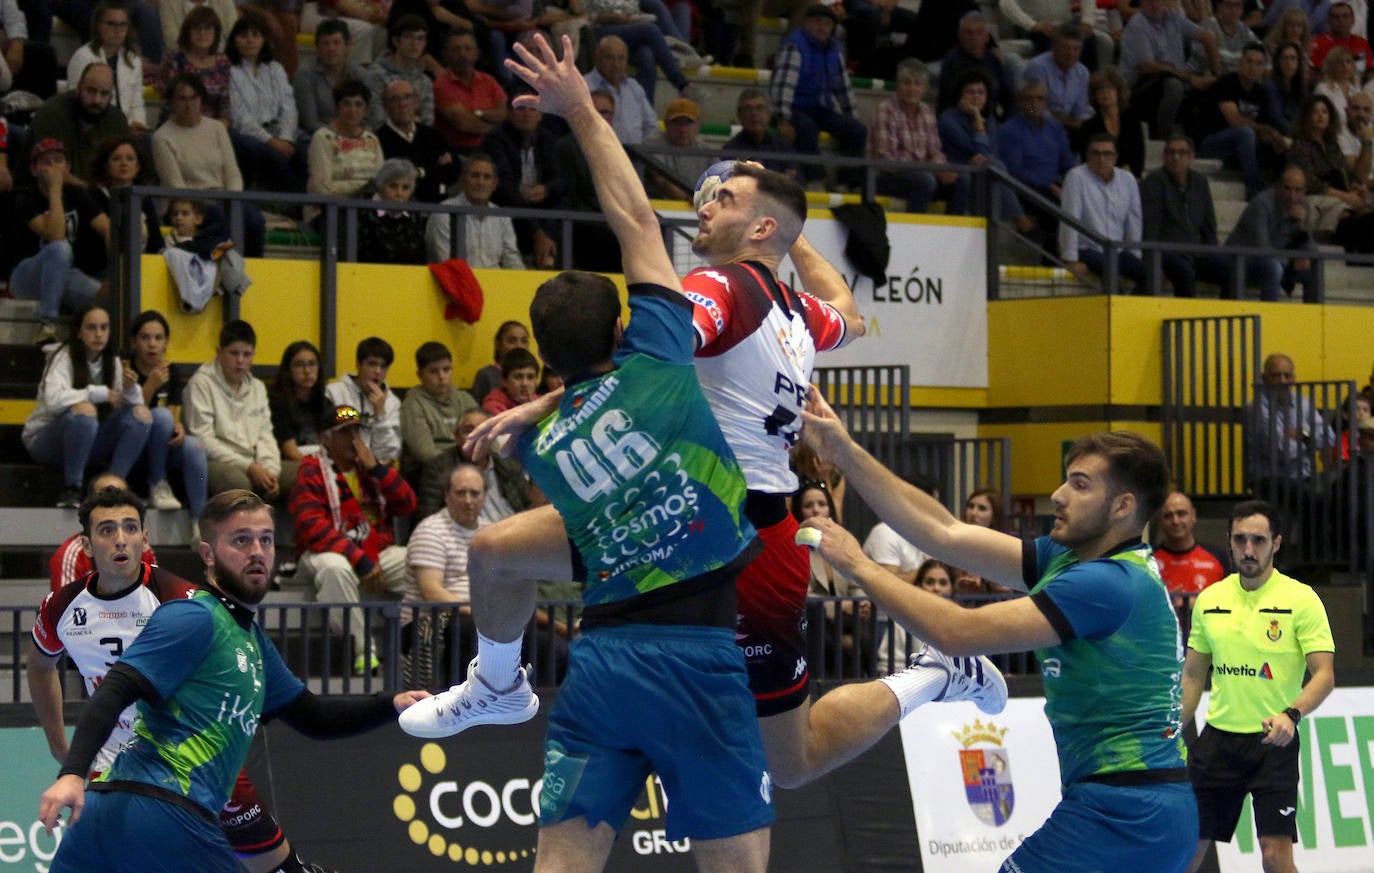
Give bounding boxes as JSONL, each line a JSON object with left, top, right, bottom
{"left": 1189, "top": 724, "right": 1300, "bottom": 842}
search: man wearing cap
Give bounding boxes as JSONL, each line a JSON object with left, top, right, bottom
{"left": 768, "top": 4, "right": 867, "bottom": 187}
{"left": 10, "top": 137, "right": 108, "bottom": 345}
{"left": 644, "top": 97, "right": 713, "bottom": 200}
{"left": 26, "top": 61, "right": 129, "bottom": 184}
{"left": 289, "top": 404, "right": 417, "bottom": 675}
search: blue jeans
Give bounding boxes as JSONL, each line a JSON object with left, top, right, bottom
{"left": 1200, "top": 125, "right": 1262, "bottom": 197}
{"left": 27, "top": 406, "right": 152, "bottom": 489}
{"left": 9, "top": 241, "right": 102, "bottom": 320}
{"left": 596, "top": 21, "right": 687, "bottom": 99}
{"left": 790, "top": 105, "right": 867, "bottom": 185}
{"left": 146, "top": 407, "right": 209, "bottom": 516}
{"left": 641, "top": 0, "right": 688, "bottom": 41}
{"left": 1079, "top": 247, "right": 1147, "bottom": 292}
{"left": 1247, "top": 257, "right": 1320, "bottom": 303}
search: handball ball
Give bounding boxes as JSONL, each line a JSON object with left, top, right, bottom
{"left": 694, "top": 160, "right": 741, "bottom": 211}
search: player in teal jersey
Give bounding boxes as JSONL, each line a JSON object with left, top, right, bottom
{"left": 797, "top": 402, "right": 1197, "bottom": 873}
{"left": 38, "top": 490, "right": 430, "bottom": 873}
{"left": 399, "top": 33, "right": 774, "bottom": 873}
{"left": 1181, "top": 500, "right": 1335, "bottom": 873}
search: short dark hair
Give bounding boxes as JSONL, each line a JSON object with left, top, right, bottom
{"left": 226, "top": 11, "right": 274, "bottom": 65}
{"left": 92, "top": 134, "right": 147, "bottom": 186}
{"left": 390, "top": 13, "right": 428, "bottom": 40}
{"left": 1055, "top": 21, "right": 1083, "bottom": 42}
{"left": 168, "top": 71, "right": 209, "bottom": 103}
{"left": 528, "top": 271, "right": 621, "bottom": 377}
{"left": 200, "top": 489, "right": 271, "bottom": 543}
{"left": 499, "top": 346, "right": 540, "bottom": 376}
{"left": 219, "top": 319, "right": 256, "bottom": 348}
{"left": 956, "top": 66, "right": 994, "bottom": 97}
{"left": 315, "top": 17, "right": 350, "bottom": 43}
{"left": 334, "top": 79, "right": 371, "bottom": 106}
{"left": 1086, "top": 132, "right": 1117, "bottom": 148}
{"left": 732, "top": 162, "right": 806, "bottom": 228}
{"left": 79, "top": 487, "right": 146, "bottom": 536}
{"left": 416, "top": 341, "right": 451, "bottom": 369}
{"left": 130, "top": 309, "right": 170, "bottom": 340}
{"left": 1229, "top": 499, "right": 1283, "bottom": 538}
{"left": 355, "top": 336, "right": 394, "bottom": 367}
{"left": 1064, "top": 432, "right": 1170, "bottom": 522}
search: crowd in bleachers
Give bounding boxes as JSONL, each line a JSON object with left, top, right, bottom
{"left": 7, "top": 0, "right": 1374, "bottom": 321}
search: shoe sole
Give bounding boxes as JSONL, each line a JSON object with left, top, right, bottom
{"left": 399, "top": 696, "right": 539, "bottom": 739}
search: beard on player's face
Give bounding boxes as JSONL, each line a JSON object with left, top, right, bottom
{"left": 207, "top": 546, "right": 272, "bottom": 606}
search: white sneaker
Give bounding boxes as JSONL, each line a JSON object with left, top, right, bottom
{"left": 910, "top": 645, "right": 1008, "bottom": 715}
{"left": 148, "top": 481, "right": 182, "bottom": 511}
{"left": 399, "top": 658, "right": 539, "bottom": 738}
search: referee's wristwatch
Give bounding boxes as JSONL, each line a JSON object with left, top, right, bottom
{"left": 1283, "top": 706, "right": 1302, "bottom": 725}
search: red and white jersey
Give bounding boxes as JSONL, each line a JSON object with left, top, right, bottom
{"left": 49, "top": 534, "right": 158, "bottom": 593}
{"left": 682, "top": 261, "right": 847, "bottom": 494}
{"left": 31, "top": 565, "right": 198, "bottom": 772}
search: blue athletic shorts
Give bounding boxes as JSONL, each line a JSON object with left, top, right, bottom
{"left": 52, "top": 789, "right": 240, "bottom": 873}
{"left": 998, "top": 781, "right": 1197, "bottom": 873}
{"left": 539, "top": 624, "right": 775, "bottom": 842}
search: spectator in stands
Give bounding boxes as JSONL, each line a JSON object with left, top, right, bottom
{"left": 469, "top": 319, "right": 528, "bottom": 402}
{"left": 1265, "top": 6, "right": 1316, "bottom": 58}
{"left": 325, "top": 336, "right": 403, "bottom": 465}
{"left": 937, "top": 10, "right": 1019, "bottom": 120}
{"left": 47, "top": 473, "right": 158, "bottom": 591}
{"left": 402, "top": 462, "right": 486, "bottom": 687}
{"left": 125, "top": 310, "right": 209, "bottom": 520}
{"left": 1153, "top": 490, "right": 1228, "bottom": 601}
{"left": 1311, "top": 1, "right": 1373, "bottom": 76}
{"left": 902, "top": 0, "right": 979, "bottom": 65}
{"left": 482, "top": 88, "right": 560, "bottom": 267}
{"left": 1195, "top": 43, "right": 1289, "bottom": 198}
{"left": 585, "top": 0, "right": 691, "bottom": 101}
{"left": 65, "top": 1, "right": 147, "bottom": 132}
{"left": 51, "top": 0, "right": 163, "bottom": 63}
{"left": 303, "top": 0, "right": 387, "bottom": 67}
{"left": 270, "top": 340, "right": 327, "bottom": 462}
{"left": 870, "top": 59, "right": 962, "bottom": 215}
{"left": 643, "top": 97, "right": 712, "bottom": 200}
{"left": 183, "top": 319, "right": 297, "bottom": 498}
{"left": 1316, "top": 45, "right": 1362, "bottom": 130}
{"left": 1060, "top": 133, "right": 1146, "bottom": 293}
{"left": 1075, "top": 67, "right": 1146, "bottom": 177}
{"left": 794, "top": 478, "right": 873, "bottom": 675}
{"left": 27, "top": 62, "right": 129, "bottom": 183}
{"left": 291, "top": 403, "right": 417, "bottom": 675}
{"left": 1192, "top": 0, "right": 1259, "bottom": 74}
{"left": 160, "top": 0, "right": 237, "bottom": 55}
{"left": 363, "top": 14, "right": 435, "bottom": 129}
{"left": 1263, "top": 0, "right": 1333, "bottom": 36}
{"left": 999, "top": 78, "right": 1077, "bottom": 220}
{"left": 1142, "top": 133, "right": 1234, "bottom": 297}
{"left": 238, "top": 0, "right": 302, "bottom": 75}
{"left": 416, "top": 407, "right": 530, "bottom": 520}
{"left": 791, "top": 438, "right": 845, "bottom": 523}
{"left": 553, "top": 87, "right": 623, "bottom": 271}
{"left": 227, "top": 11, "right": 307, "bottom": 191}
{"left": 307, "top": 79, "right": 385, "bottom": 197}
{"left": 1226, "top": 165, "right": 1322, "bottom": 301}
{"left": 151, "top": 72, "right": 266, "bottom": 257}
{"left": 157, "top": 6, "right": 233, "bottom": 122}
{"left": 434, "top": 27, "right": 508, "bottom": 153}
{"left": 937, "top": 68, "right": 1036, "bottom": 232}
{"left": 11, "top": 139, "right": 108, "bottom": 345}
{"left": 583, "top": 34, "right": 656, "bottom": 145}
{"left": 480, "top": 346, "right": 539, "bottom": 414}
{"left": 157, "top": 5, "right": 232, "bottom": 123}
{"left": 1272, "top": 41, "right": 1312, "bottom": 133}
{"left": 1340, "top": 89, "right": 1374, "bottom": 179}
{"left": 294, "top": 18, "right": 368, "bottom": 134}
{"left": 377, "top": 78, "right": 456, "bottom": 202}
{"left": 1022, "top": 23, "right": 1094, "bottom": 135}
{"left": 1289, "top": 93, "right": 1369, "bottom": 230}
{"left": 770, "top": 4, "right": 867, "bottom": 187}
{"left": 722, "top": 87, "right": 799, "bottom": 178}
{"left": 357, "top": 157, "right": 428, "bottom": 264}
{"left": 89, "top": 135, "right": 160, "bottom": 256}
{"left": 400, "top": 340, "right": 477, "bottom": 479}
{"left": 0, "top": 0, "right": 61, "bottom": 99}
{"left": 954, "top": 487, "right": 1012, "bottom": 595}
{"left": 23, "top": 304, "right": 151, "bottom": 508}
{"left": 1120, "top": 0, "right": 1220, "bottom": 138}
{"left": 425, "top": 152, "right": 523, "bottom": 266}
{"left": 999, "top": 0, "right": 1113, "bottom": 71}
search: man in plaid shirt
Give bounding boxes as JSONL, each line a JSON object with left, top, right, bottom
{"left": 869, "top": 58, "right": 964, "bottom": 214}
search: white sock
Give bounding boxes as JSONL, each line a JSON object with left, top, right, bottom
{"left": 476, "top": 633, "right": 523, "bottom": 690}
{"left": 880, "top": 655, "right": 950, "bottom": 719}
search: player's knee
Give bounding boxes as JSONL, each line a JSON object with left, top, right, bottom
{"left": 1259, "top": 839, "right": 1295, "bottom": 873}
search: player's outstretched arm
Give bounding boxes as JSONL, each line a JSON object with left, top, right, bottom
{"left": 26, "top": 651, "right": 70, "bottom": 763}
{"left": 506, "top": 35, "right": 680, "bottom": 292}
{"left": 790, "top": 234, "right": 865, "bottom": 345}
{"left": 802, "top": 386, "right": 1025, "bottom": 588}
{"left": 464, "top": 387, "right": 564, "bottom": 462}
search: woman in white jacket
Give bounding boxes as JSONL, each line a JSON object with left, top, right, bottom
{"left": 22, "top": 305, "right": 153, "bottom": 508}
{"left": 66, "top": 0, "right": 149, "bottom": 132}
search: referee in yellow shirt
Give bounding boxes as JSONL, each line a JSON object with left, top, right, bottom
{"left": 1181, "top": 500, "right": 1336, "bottom": 873}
